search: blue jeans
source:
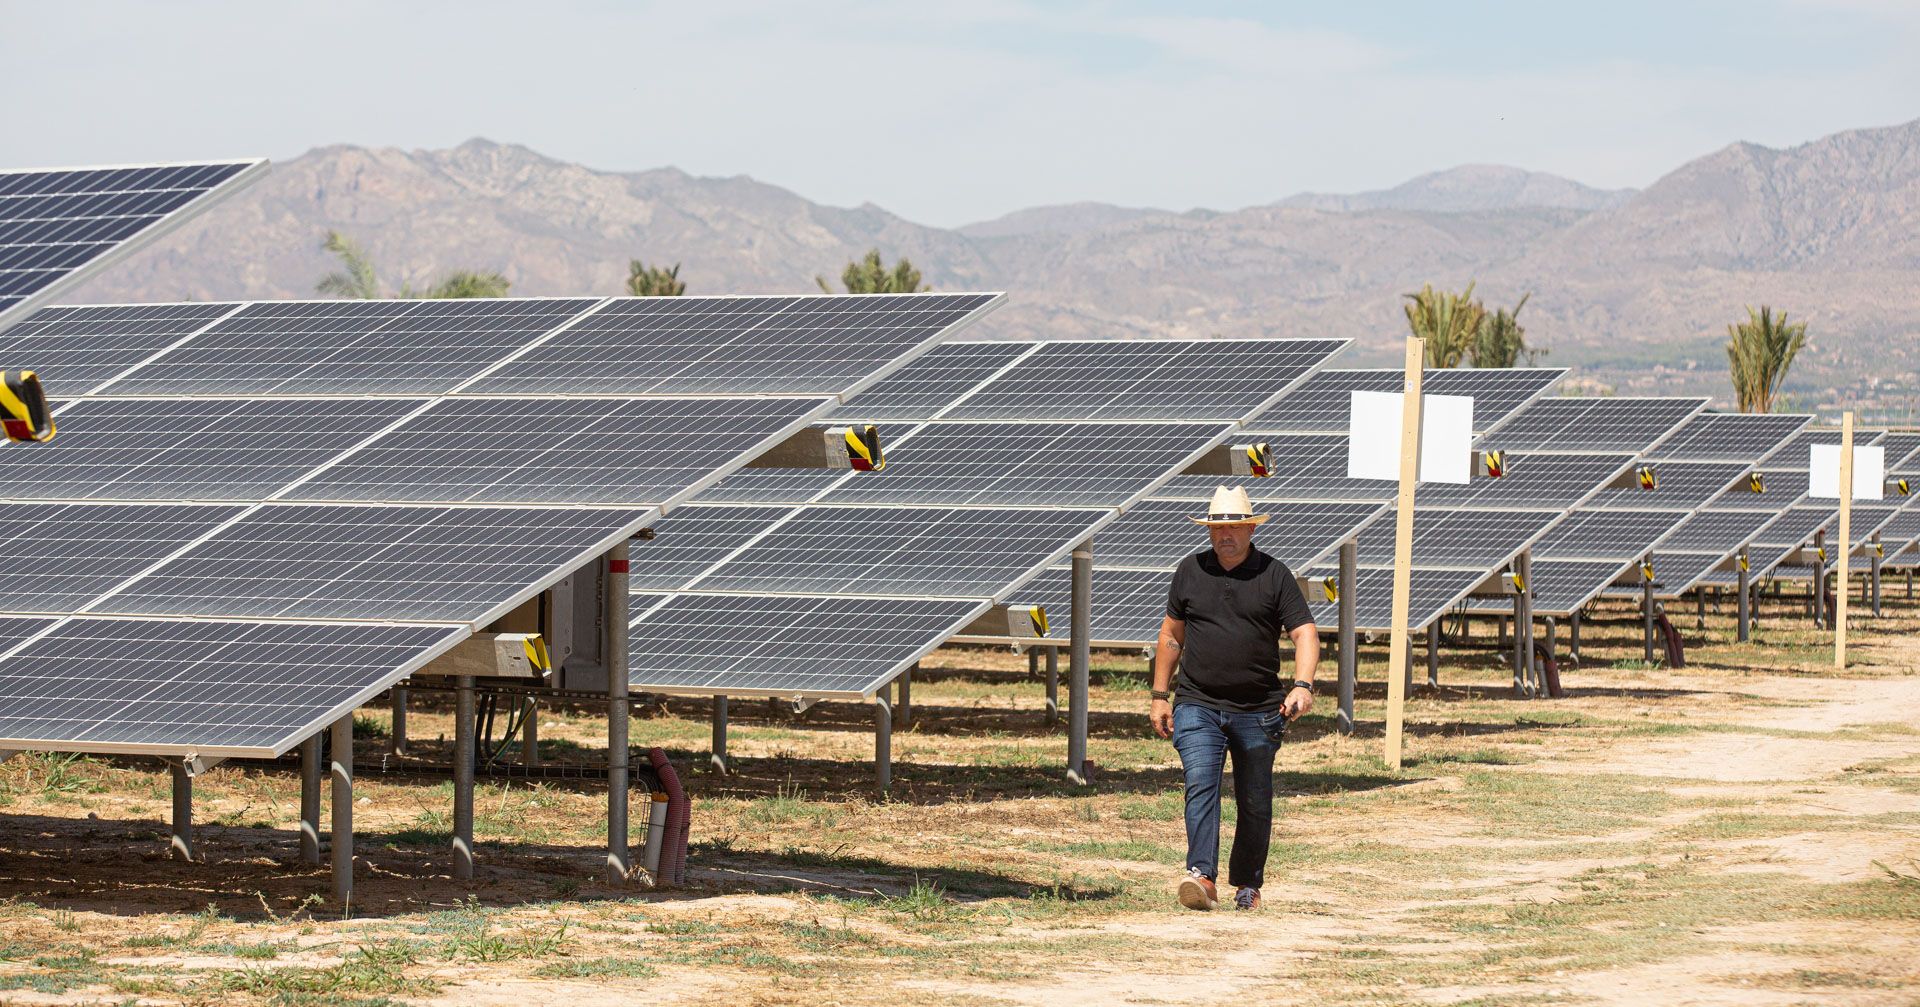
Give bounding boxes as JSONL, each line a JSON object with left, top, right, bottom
{"left": 1171, "top": 702, "right": 1285, "bottom": 890}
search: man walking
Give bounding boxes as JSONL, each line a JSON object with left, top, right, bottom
{"left": 1150, "top": 486, "right": 1321, "bottom": 911}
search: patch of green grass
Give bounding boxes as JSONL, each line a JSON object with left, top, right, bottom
{"left": 1030, "top": 838, "right": 1181, "bottom": 865}
{"left": 200, "top": 946, "right": 437, "bottom": 1002}
{"left": 1117, "top": 792, "right": 1184, "bottom": 821}
{"left": 531, "top": 956, "right": 659, "bottom": 979}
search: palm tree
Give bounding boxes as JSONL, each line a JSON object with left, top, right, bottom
{"left": 627, "top": 260, "right": 686, "bottom": 297}
{"left": 1725, "top": 306, "right": 1807, "bottom": 413}
{"left": 817, "top": 249, "right": 927, "bottom": 294}
{"left": 314, "top": 231, "right": 510, "bottom": 299}
{"left": 1470, "top": 292, "right": 1542, "bottom": 368}
{"left": 315, "top": 231, "right": 380, "bottom": 299}
{"left": 1403, "top": 282, "right": 1485, "bottom": 368}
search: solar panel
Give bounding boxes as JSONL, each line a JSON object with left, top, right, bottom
{"left": 95, "top": 504, "right": 650, "bottom": 623}
{"left": 1521, "top": 559, "right": 1636, "bottom": 615}
{"left": 1658, "top": 510, "right": 1776, "bottom": 553}
{"left": 287, "top": 396, "right": 828, "bottom": 505}
{"left": 1350, "top": 509, "right": 1561, "bottom": 570}
{"left": 1487, "top": 397, "right": 1705, "bottom": 453}
{"left": 1877, "top": 506, "right": 1920, "bottom": 554}
{"left": 1080, "top": 499, "right": 1379, "bottom": 571}
{"left": 0, "top": 160, "right": 266, "bottom": 327}
{"left": 692, "top": 506, "right": 1108, "bottom": 599}
{"left": 690, "top": 462, "right": 848, "bottom": 506}
{"left": 1156, "top": 435, "right": 1394, "bottom": 503}
{"left": 0, "top": 397, "right": 423, "bottom": 501}
{"left": 99, "top": 298, "right": 603, "bottom": 397}
{"left": 814, "top": 421, "right": 1229, "bottom": 508}
{"left": 1585, "top": 462, "right": 1748, "bottom": 511}
{"left": 623, "top": 505, "right": 793, "bottom": 591}
{"left": 1647, "top": 412, "right": 1812, "bottom": 463}
{"left": 1877, "top": 432, "right": 1920, "bottom": 469}
{"left": 0, "top": 616, "right": 55, "bottom": 653}
{"left": 1006, "top": 566, "right": 1171, "bottom": 646}
{"left": 832, "top": 341, "right": 1035, "bottom": 422}
{"left": 1644, "top": 552, "right": 1729, "bottom": 596}
{"left": 0, "top": 302, "right": 242, "bottom": 397}
{"left": 0, "top": 502, "right": 246, "bottom": 613}
{"left": 1534, "top": 510, "right": 1679, "bottom": 560}
{"left": 1753, "top": 506, "right": 1836, "bottom": 546}
{"left": 1767, "top": 428, "right": 1887, "bottom": 471}
{"left": 1245, "top": 367, "right": 1563, "bottom": 434}
{"left": 0, "top": 617, "right": 464, "bottom": 756}
{"left": 1305, "top": 566, "right": 1486, "bottom": 631}
{"left": 469, "top": 293, "right": 1000, "bottom": 396}
{"left": 1414, "top": 453, "right": 1635, "bottom": 509}
{"left": 1710, "top": 468, "right": 1807, "bottom": 509}
{"left": 627, "top": 593, "right": 983, "bottom": 698}
{"left": 1840, "top": 504, "right": 1901, "bottom": 548}
{"left": 942, "top": 338, "right": 1347, "bottom": 422}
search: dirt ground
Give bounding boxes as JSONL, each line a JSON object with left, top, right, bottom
{"left": 0, "top": 589, "right": 1916, "bottom": 1006}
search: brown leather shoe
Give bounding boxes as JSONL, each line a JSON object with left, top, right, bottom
{"left": 1177, "top": 868, "right": 1218, "bottom": 911}
{"left": 1234, "top": 887, "right": 1261, "bottom": 911}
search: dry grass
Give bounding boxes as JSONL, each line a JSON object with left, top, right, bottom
{"left": 0, "top": 590, "right": 1916, "bottom": 1005}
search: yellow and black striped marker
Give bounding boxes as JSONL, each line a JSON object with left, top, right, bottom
{"left": 1508, "top": 569, "right": 1526, "bottom": 593}
{"left": 1026, "top": 605, "right": 1050, "bottom": 637}
{"left": 842, "top": 424, "right": 884, "bottom": 471}
{"left": 1897, "top": 478, "right": 1911, "bottom": 497}
{"left": 1875, "top": 542, "right": 1885, "bottom": 558}
{"left": 1, "top": 371, "right": 54, "bottom": 443}
{"left": 1321, "top": 576, "right": 1338, "bottom": 603}
{"left": 1817, "top": 546, "right": 1827, "bottom": 563}
{"left": 1636, "top": 466, "right": 1658, "bottom": 491}
{"left": 1738, "top": 554, "right": 1750, "bottom": 572}
{"left": 1748, "top": 471, "right": 1765, "bottom": 493}
{"left": 1484, "top": 450, "right": 1505, "bottom": 479}
{"left": 1246, "top": 442, "right": 1272, "bottom": 478}
{"left": 1640, "top": 560, "right": 1655, "bottom": 582}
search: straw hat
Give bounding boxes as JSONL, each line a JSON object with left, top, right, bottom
{"left": 1189, "top": 485, "right": 1269, "bottom": 526}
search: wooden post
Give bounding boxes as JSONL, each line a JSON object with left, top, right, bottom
{"left": 1385, "top": 337, "right": 1424, "bottom": 770}
{"left": 1836, "top": 413, "right": 1854, "bottom": 669}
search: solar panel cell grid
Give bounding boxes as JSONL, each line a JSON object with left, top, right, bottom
{"left": 470, "top": 293, "right": 998, "bottom": 395}
{"left": 96, "top": 504, "right": 651, "bottom": 623}
{"left": 0, "top": 502, "right": 247, "bottom": 613}
{"left": 1489, "top": 397, "right": 1705, "bottom": 454}
{"left": 1413, "top": 453, "right": 1634, "bottom": 509}
{"left": 624, "top": 505, "right": 794, "bottom": 591}
{"left": 1584, "top": 462, "right": 1748, "bottom": 511}
{"left": 1087, "top": 499, "right": 1378, "bottom": 571}
{"left": 1658, "top": 510, "right": 1776, "bottom": 553}
{"left": 0, "top": 302, "right": 241, "bottom": 397}
{"left": 287, "top": 396, "right": 827, "bottom": 506}
{"left": 1752, "top": 506, "right": 1835, "bottom": 546}
{"left": 1304, "top": 566, "right": 1485, "bottom": 631}
{"left": 102, "top": 297, "right": 603, "bottom": 397}
{"left": 0, "top": 161, "right": 259, "bottom": 321}
{"left": 1156, "top": 435, "right": 1394, "bottom": 503}
{"left": 833, "top": 341, "right": 1034, "bottom": 422}
{"left": 945, "top": 338, "right": 1347, "bottom": 422}
{"left": 815, "top": 421, "right": 1229, "bottom": 508}
{"left": 0, "top": 397, "right": 424, "bottom": 501}
{"left": 1648, "top": 413, "right": 1812, "bottom": 463}
{"left": 1533, "top": 510, "right": 1678, "bottom": 559}
{"left": 1246, "top": 367, "right": 1562, "bottom": 434}
{"left": 627, "top": 593, "right": 982, "bottom": 697}
{"left": 0, "top": 617, "right": 464, "bottom": 755}
{"left": 1523, "top": 558, "right": 1635, "bottom": 615}
{"left": 1007, "top": 566, "right": 1171, "bottom": 645}
{"left": 1768, "top": 428, "right": 1887, "bottom": 471}
{"left": 693, "top": 506, "right": 1108, "bottom": 599}
{"left": 1350, "top": 509, "right": 1561, "bottom": 570}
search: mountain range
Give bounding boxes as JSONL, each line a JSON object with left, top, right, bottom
{"left": 60, "top": 118, "right": 1920, "bottom": 419}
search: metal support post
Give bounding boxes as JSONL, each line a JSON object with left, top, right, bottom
{"left": 710, "top": 696, "right": 729, "bottom": 775}
{"left": 1067, "top": 540, "right": 1092, "bottom": 785}
{"left": 1337, "top": 539, "right": 1357, "bottom": 736}
{"left": 1641, "top": 562, "right": 1656, "bottom": 663}
{"left": 299, "top": 732, "right": 322, "bottom": 865}
{"left": 1027, "top": 649, "right": 1038, "bottom": 679}
{"left": 1871, "top": 543, "right": 1882, "bottom": 617}
{"left": 1498, "top": 616, "right": 1508, "bottom": 649}
{"left": 1518, "top": 552, "right": 1536, "bottom": 696}
{"left": 1812, "top": 531, "right": 1828, "bottom": 628}
{"left": 1044, "top": 646, "right": 1059, "bottom": 726}
{"left": 1737, "top": 550, "right": 1752, "bottom": 643}
{"left": 874, "top": 695, "right": 893, "bottom": 793}
{"left": 1542, "top": 617, "right": 1558, "bottom": 697}
{"left": 452, "top": 675, "right": 475, "bottom": 881}
{"left": 1426, "top": 626, "right": 1439, "bottom": 689}
{"left": 169, "top": 763, "right": 195, "bottom": 862}
{"left": 895, "top": 663, "right": 914, "bottom": 729}
{"left": 1696, "top": 591, "right": 1706, "bottom": 630}
{"left": 1511, "top": 601, "right": 1525, "bottom": 695}
{"left": 329, "top": 714, "right": 353, "bottom": 910}
{"left": 522, "top": 697, "right": 539, "bottom": 766}
{"left": 389, "top": 686, "right": 408, "bottom": 756}
{"left": 1570, "top": 611, "right": 1582, "bottom": 663}
{"left": 606, "top": 542, "right": 632, "bottom": 884}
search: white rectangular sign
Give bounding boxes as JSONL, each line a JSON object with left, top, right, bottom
{"left": 1347, "top": 390, "right": 1473, "bottom": 485}
{"left": 1809, "top": 443, "right": 1885, "bottom": 500}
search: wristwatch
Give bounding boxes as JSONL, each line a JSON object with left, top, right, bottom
{"left": 1150, "top": 689, "right": 1171, "bottom": 702}
{"left": 1291, "top": 679, "right": 1315, "bottom": 694}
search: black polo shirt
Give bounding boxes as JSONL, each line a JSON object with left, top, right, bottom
{"left": 1164, "top": 546, "right": 1316, "bottom": 713}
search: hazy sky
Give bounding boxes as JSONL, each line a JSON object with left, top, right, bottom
{"left": 5, "top": 1, "right": 1916, "bottom": 226}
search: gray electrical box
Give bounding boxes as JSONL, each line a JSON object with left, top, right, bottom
{"left": 479, "top": 554, "right": 610, "bottom": 692}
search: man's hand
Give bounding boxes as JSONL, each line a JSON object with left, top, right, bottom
{"left": 1151, "top": 698, "right": 1173, "bottom": 739}
{"left": 1282, "top": 686, "right": 1314, "bottom": 720}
